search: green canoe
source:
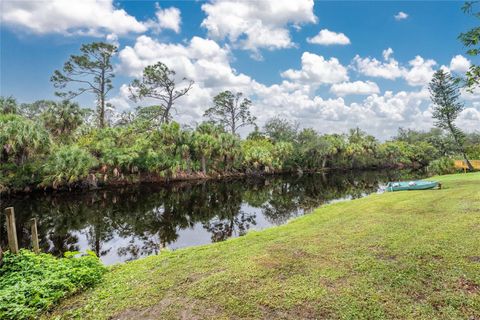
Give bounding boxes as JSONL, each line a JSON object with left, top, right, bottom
{"left": 386, "top": 180, "right": 439, "bottom": 192}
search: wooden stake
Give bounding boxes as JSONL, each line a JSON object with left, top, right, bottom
{"left": 5, "top": 207, "right": 18, "bottom": 254}
{"left": 31, "top": 218, "right": 40, "bottom": 254}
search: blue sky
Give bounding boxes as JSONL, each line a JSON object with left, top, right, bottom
{"left": 1, "top": 0, "right": 479, "bottom": 138}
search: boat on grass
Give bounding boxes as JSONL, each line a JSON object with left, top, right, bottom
{"left": 386, "top": 180, "right": 439, "bottom": 192}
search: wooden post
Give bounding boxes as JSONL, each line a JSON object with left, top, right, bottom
{"left": 5, "top": 207, "right": 19, "bottom": 254}
{"left": 31, "top": 218, "right": 40, "bottom": 254}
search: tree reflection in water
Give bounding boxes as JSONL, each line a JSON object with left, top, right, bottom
{"left": 0, "top": 170, "right": 425, "bottom": 264}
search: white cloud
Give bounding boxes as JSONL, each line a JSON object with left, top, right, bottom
{"left": 458, "top": 107, "right": 480, "bottom": 132}
{"left": 148, "top": 5, "right": 181, "bottom": 33}
{"left": 118, "top": 35, "right": 252, "bottom": 89}
{"left": 115, "top": 35, "right": 256, "bottom": 123}
{"left": 352, "top": 49, "right": 404, "bottom": 80}
{"left": 460, "top": 86, "right": 480, "bottom": 101}
{"left": 403, "top": 56, "right": 436, "bottom": 87}
{"left": 251, "top": 83, "right": 436, "bottom": 138}
{"left": 307, "top": 29, "right": 350, "bottom": 46}
{"left": 281, "top": 52, "right": 349, "bottom": 85}
{"left": 200, "top": 0, "right": 317, "bottom": 56}
{"left": 112, "top": 38, "right": 478, "bottom": 138}
{"left": 330, "top": 81, "right": 380, "bottom": 96}
{"left": 394, "top": 11, "right": 408, "bottom": 21}
{"left": 106, "top": 33, "right": 119, "bottom": 47}
{"left": 449, "top": 55, "right": 471, "bottom": 73}
{"left": 383, "top": 48, "right": 394, "bottom": 61}
{"left": 353, "top": 49, "right": 437, "bottom": 87}
{"left": 0, "top": 0, "right": 146, "bottom": 36}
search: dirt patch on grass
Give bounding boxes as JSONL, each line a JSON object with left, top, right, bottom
{"left": 253, "top": 246, "right": 315, "bottom": 272}
{"left": 111, "top": 296, "right": 224, "bottom": 320}
{"left": 466, "top": 256, "right": 480, "bottom": 263}
{"left": 258, "top": 303, "right": 333, "bottom": 320}
{"left": 375, "top": 252, "right": 398, "bottom": 261}
{"left": 369, "top": 245, "right": 398, "bottom": 261}
{"left": 457, "top": 277, "right": 479, "bottom": 294}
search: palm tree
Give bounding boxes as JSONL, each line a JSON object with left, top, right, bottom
{"left": 41, "top": 100, "right": 85, "bottom": 139}
{"left": 0, "top": 114, "right": 51, "bottom": 165}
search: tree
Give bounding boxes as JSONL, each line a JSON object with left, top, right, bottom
{"left": 41, "top": 100, "right": 85, "bottom": 138}
{"left": 204, "top": 91, "right": 256, "bottom": 135}
{"left": 41, "top": 145, "right": 98, "bottom": 188}
{"left": 459, "top": 1, "right": 480, "bottom": 91}
{"left": 0, "top": 114, "right": 51, "bottom": 165}
{"left": 0, "top": 96, "right": 18, "bottom": 114}
{"left": 193, "top": 123, "right": 221, "bottom": 174}
{"left": 51, "top": 42, "right": 117, "bottom": 128}
{"left": 296, "top": 129, "right": 333, "bottom": 169}
{"left": 135, "top": 105, "right": 170, "bottom": 130}
{"left": 429, "top": 69, "right": 473, "bottom": 170}
{"left": 263, "top": 117, "right": 299, "bottom": 143}
{"left": 19, "top": 100, "right": 55, "bottom": 119}
{"left": 129, "top": 62, "right": 194, "bottom": 124}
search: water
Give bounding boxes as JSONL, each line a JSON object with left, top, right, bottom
{"left": 0, "top": 170, "right": 425, "bottom": 265}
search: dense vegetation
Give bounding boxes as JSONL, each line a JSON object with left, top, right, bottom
{"left": 1, "top": 94, "right": 479, "bottom": 194}
{"left": 0, "top": 250, "right": 105, "bottom": 320}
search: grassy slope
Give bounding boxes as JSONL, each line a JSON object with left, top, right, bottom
{"left": 48, "top": 173, "right": 480, "bottom": 320}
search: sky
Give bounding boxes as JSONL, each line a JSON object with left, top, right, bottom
{"left": 1, "top": 0, "right": 479, "bottom": 139}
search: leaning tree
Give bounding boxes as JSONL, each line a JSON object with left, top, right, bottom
{"left": 51, "top": 42, "right": 117, "bottom": 128}
{"left": 429, "top": 69, "right": 474, "bottom": 170}
{"left": 129, "top": 62, "right": 194, "bottom": 124}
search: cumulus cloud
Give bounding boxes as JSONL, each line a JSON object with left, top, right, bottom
{"left": 147, "top": 5, "right": 181, "bottom": 33}
{"left": 281, "top": 52, "right": 349, "bottom": 85}
{"left": 330, "top": 81, "right": 380, "bottom": 96}
{"left": 394, "top": 11, "right": 408, "bottom": 21}
{"left": 307, "top": 29, "right": 350, "bottom": 46}
{"left": 111, "top": 36, "right": 477, "bottom": 138}
{"left": 0, "top": 0, "right": 147, "bottom": 36}
{"left": 449, "top": 55, "right": 471, "bottom": 73}
{"left": 403, "top": 56, "right": 437, "bottom": 86}
{"left": 118, "top": 35, "right": 252, "bottom": 89}
{"left": 200, "top": 0, "right": 317, "bottom": 56}
{"left": 250, "top": 83, "right": 436, "bottom": 138}
{"left": 114, "top": 35, "right": 256, "bottom": 123}
{"left": 352, "top": 48, "right": 404, "bottom": 80}
{"left": 352, "top": 48, "right": 437, "bottom": 86}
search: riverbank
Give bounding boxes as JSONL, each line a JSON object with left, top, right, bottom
{"left": 46, "top": 172, "right": 480, "bottom": 319}
{"left": 1, "top": 165, "right": 399, "bottom": 196}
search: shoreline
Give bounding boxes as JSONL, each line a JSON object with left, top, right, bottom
{"left": 2, "top": 166, "right": 401, "bottom": 197}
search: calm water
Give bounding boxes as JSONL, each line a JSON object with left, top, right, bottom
{"left": 0, "top": 170, "right": 424, "bottom": 265}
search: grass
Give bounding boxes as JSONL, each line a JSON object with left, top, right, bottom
{"left": 46, "top": 172, "right": 480, "bottom": 319}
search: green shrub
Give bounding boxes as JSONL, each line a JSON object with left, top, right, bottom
{"left": 427, "top": 157, "right": 456, "bottom": 175}
{"left": 0, "top": 250, "right": 105, "bottom": 320}
{"left": 0, "top": 114, "right": 51, "bottom": 165}
{"left": 41, "top": 145, "right": 97, "bottom": 188}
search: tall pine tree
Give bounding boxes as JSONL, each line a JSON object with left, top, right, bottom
{"left": 51, "top": 42, "right": 117, "bottom": 128}
{"left": 429, "top": 69, "right": 473, "bottom": 170}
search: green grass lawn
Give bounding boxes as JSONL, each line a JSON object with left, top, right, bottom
{"left": 47, "top": 172, "right": 480, "bottom": 320}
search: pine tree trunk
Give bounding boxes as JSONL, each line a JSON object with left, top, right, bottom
{"left": 99, "top": 67, "right": 106, "bottom": 128}
{"left": 322, "top": 158, "right": 327, "bottom": 169}
{"left": 201, "top": 155, "right": 207, "bottom": 174}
